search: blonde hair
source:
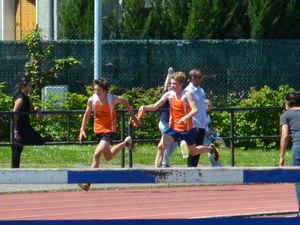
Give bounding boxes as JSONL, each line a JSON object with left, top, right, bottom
{"left": 171, "top": 72, "right": 186, "bottom": 84}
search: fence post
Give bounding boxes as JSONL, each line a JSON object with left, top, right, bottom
{"left": 146, "top": 38, "right": 151, "bottom": 88}
{"left": 229, "top": 108, "right": 235, "bottom": 167}
{"left": 128, "top": 113, "right": 133, "bottom": 168}
{"left": 120, "top": 111, "right": 125, "bottom": 168}
{"left": 66, "top": 111, "right": 71, "bottom": 143}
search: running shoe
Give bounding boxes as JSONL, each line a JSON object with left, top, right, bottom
{"left": 125, "top": 136, "right": 136, "bottom": 153}
{"left": 78, "top": 183, "right": 91, "bottom": 191}
{"left": 210, "top": 144, "right": 220, "bottom": 161}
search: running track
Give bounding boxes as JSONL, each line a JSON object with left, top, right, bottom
{"left": 0, "top": 184, "right": 297, "bottom": 220}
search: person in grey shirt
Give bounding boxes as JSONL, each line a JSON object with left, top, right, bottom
{"left": 185, "top": 69, "right": 207, "bottom": 167}
{"left": 280, "top": 91, "right": 300, "bottom": 216}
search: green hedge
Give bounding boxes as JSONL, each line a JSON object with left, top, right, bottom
{"left": 0, "top": 84, "right": 294, "bottom": 148}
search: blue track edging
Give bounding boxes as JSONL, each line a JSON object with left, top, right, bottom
{"left": 0, "top": 218, "right": 299, "bottom": 225}
{"left": 244, "top": 169, "right": 300, "bottom": 183}
{"left": 68, "top": 170, "right": 156, "bottom": 183}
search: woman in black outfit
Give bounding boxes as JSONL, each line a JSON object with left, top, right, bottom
{"left": 11, "top": 77, "right": 44, "bottom": 168}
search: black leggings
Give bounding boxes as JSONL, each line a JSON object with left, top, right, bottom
{"left": 11, "top": 127, "right": 44, "bottom": 168}
{"left": 186, "top": 128, "right": 205, "bottom": 167}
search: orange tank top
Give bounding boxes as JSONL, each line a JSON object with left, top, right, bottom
{"left": 169, "top": 90, "right": 193, "bottom": 132}
{"left": 92, "top": 93, "right": 117, "bottom": 133}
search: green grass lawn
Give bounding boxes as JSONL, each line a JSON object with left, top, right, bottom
{"left": 0, "top": 144, "right": 290, "bottom": 168}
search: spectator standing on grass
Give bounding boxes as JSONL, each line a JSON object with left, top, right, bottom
{"left": 138, "top": 72, "right": 219, "bottom": 168}
{"left": 78, "top": 78, "right": 139, "bottom": 191}
{"left": 279, "top": 91, "right": 300, "bottom": 217}
{"left": 203, "top": 99, "right": 221, "bottom": 167}
{"left": 185, "top": 69, "right": 207, "bottom": 167}
{"left": 11, "top": 77, "right": 44, "bottom": 168}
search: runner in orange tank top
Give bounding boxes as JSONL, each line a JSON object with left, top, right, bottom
{"left": 138, "top": 72, "right": 218, "bottom": 167}
{"left": 78, "top": 78, "right": 139, "bottom": 191}
{"left": 93, "top": 97, "right": 117, "bottom": 134}
{"left": 168, "top": 92, "right": 193, "bottom": 132}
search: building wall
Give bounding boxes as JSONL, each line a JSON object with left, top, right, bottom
{"left": 37, "top": 0, "right": 60, "bottom": 40}
{"left": 37, "top": 0, "right": 52, "bottom": 39}
{"left": 0, "top": 0, "right": 2, "bottom": 39}
{"left": 0, "top": 0, "right": 122, "bottom": 41}
{"left": 15, "top": 0, "right": 36, "bottom": 40}
{"left": 1, "top": 0, "right": 16, "bottom": 40}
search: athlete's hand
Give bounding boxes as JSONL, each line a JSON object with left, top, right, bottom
{"left": 168, "top": 67, "right": 174, "bottom": 75}
{"left": 130, "top": 114, "right": 140, "bottom": 127}
{"left": 79, "top": 130, "right": 86, "bottom": 143}
{"left": 179, "top": 116, "right": 188, "bottom": 124}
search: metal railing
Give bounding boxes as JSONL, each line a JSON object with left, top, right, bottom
{"left": 0, "top": 106, "right": 284, "bottom": 167}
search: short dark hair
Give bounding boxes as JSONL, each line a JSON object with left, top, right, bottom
{"left": 92, "top": 78, "right": 109, "bottom": 91}
{"left": 189, "top": 69, "right": 201, "bottom": 77}
{"left": 295, "top": 91, "right": 300, "bottom": 107}
{"left": 285, "top": 91, "right": 300, "bottom": 107}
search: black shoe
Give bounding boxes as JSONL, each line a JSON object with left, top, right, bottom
{"left": 78, "top": 183, "right": 91, "bottom": 191}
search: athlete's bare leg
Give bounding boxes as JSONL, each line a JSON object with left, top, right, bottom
{"left": 91, "top": 140, "right": 110, "bottom": 168}
{"left": 187, "top": 144, "right": 212, "bottom": 156}
{"left": 156, "top": 134, "right": 174, "bottom": 168}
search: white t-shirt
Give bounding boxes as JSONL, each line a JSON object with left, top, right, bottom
{"left": 185, "top": 83, "right": 206, "bottom": 129}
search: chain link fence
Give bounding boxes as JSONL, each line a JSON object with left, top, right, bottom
{"left": 1, "top": 39, "right": 300, "bottom": 95}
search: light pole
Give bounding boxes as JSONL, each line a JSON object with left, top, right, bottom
{"left": 94, "top": 0, "right": 102, "bottom": 79}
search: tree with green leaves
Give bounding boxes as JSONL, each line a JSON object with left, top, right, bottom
{"left": 248, "top": 0, "right": 300, "bottom": 39}
{"left": 220, "top": 0, "right": 250, "bottom": 39}
{"left": 183, "top": 0, "right": 224, "bottom": 39}
{"left": 184, "top": 0, "right": 250, "bottom": 39}
{"left": 24, "top": 29, "right": 81, "bottom": 96}
{"left": 247, "top": 0, "right": 272, "bottom": 39}
{"left": 59, "top": 0, "right": 94, "bottom": 39}
{"left": 142, "top": 0, "right": 174, "bottom": 39}
{"left": 167, "top": 0, "right": 191, "bottom": 39}
{"left": 121, "top": 0, "right": 147, "bottom": 39}
{"left": 59, "top": 0, "right": 121, "bottom": 39}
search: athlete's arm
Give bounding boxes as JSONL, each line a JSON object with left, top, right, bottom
{"left": 163, "top": 67, "right": 174, "bottom": 91}
{"left": 279, "top": 124, "right": 289, "bottom": 166}
{"left": 113, "top": 96, "right": 139, "bottom": 126}
{"left": 12, "top": 98, "right": 23, "bottom": 138}
{"left": 79, "top": 97, "right": 93, "bottom": 143}
{"left": 139, "top": 91, "right": 169, "bottom": 112}
{"left": 179, "top": 92, "right": 198, "bottom": 124}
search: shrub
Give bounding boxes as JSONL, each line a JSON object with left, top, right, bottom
{"left": 0, "top": 83, "right": 12, "bottom": 142}
{"left": 1, "top": 83, "right": 295, "bottom": 149}
{"left": 210, "top": 85, "right": 294, "bottom": 149}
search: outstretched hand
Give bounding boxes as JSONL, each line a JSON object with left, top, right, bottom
{"left": 132, "top": 106, "right": 145, "bottom": 127}
{"left": 79, "top": 130, "right": 87, "bottom": 144}
{"left": 179, "top": 116, "right": 188, "bottom": 124}
{"left": 130, "top": 113, "right": 140, "bottom": 127}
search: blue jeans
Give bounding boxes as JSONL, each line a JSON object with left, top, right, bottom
{"left": 159, "top": 121, "right": 177, "bottom": 167}
{"left": 292, "top": 144, "right": 300, "bottom": 210}
{"left": 203, "top": 132, "right": 211, "bottom": 146}
{"left": 203, "top": 132, "right": 221, "bottom": 167}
